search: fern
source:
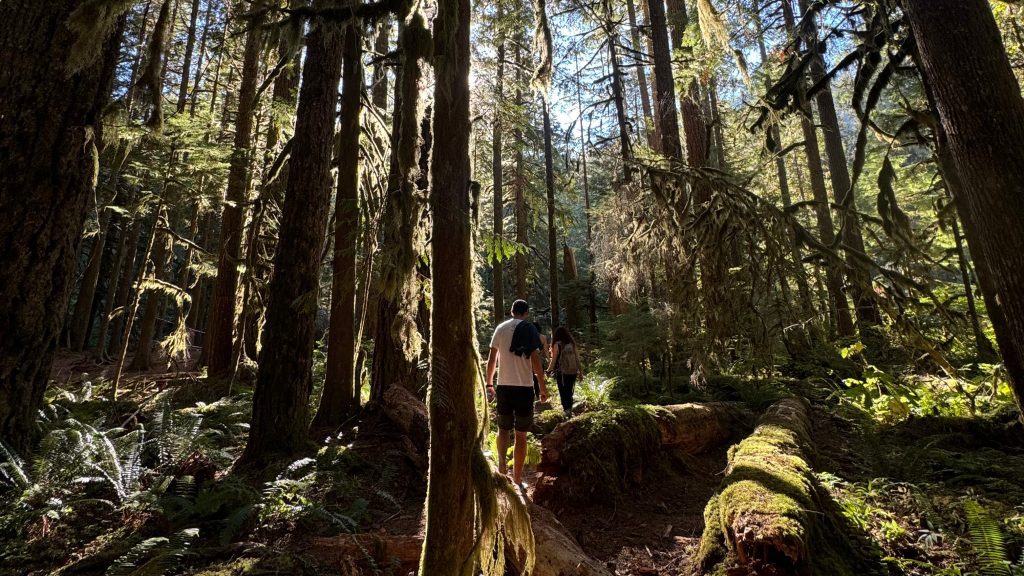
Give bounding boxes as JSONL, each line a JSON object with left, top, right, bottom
{"left": 965, "top": 499, "right": 1011, "bottom": 576}
{"left": 105, "top": 528, "right": 199, "bottom": 576}
{"left": 0, "top": 441, "right": 31, "bottom": 490}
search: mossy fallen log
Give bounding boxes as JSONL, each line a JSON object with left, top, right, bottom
{"left": 694, "top": 398, "right": 883, "bottom": 576}
{"left": 535, "top": 403, "right": 752, "bottom": 504}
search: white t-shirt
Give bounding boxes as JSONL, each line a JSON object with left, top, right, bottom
{"left": 490, "top": 319, "right": 535, "bottom": 387}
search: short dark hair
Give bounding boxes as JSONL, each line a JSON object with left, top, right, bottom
{"left": 511, "top": 299, "right": 529, "bottom": 315}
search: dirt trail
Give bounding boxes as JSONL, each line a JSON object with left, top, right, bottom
{"left": 527, "top": 447, "right": 728, "bottom": 575}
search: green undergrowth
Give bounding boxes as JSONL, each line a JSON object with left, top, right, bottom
{"left": 0, "top": 382, "right": 400, "bottom": 576}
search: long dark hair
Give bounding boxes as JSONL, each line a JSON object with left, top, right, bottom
{"left": 552, "top": 326, "right": 576, "bottom": 349}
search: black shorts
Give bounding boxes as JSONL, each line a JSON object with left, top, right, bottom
{"left": 495, "top": 385, "right": 534, "bottom": 432}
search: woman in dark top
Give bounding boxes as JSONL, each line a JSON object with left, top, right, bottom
{"left": 547, "top": 326, "right": 582, "bottom": 415}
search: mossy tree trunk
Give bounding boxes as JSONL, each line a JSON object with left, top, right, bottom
{"left": 419, "top": 0, "right": 478, "bottom": 569}
{"left": 314, "top": 15, "right": 363, "bottom": 429}
{"left": 903, "top": 0, "right": 1024, "bottom": 419}
{"left": 370, "top": 6, "right": 430, "bottom": 403}
{"left": 238, "top": 5, "right": 343, "bottom": 466}
{"left": 0, "top": 0, "right": 123, "bottom": 451}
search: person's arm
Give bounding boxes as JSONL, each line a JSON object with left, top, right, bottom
{"left": 486, "top": 347, "right": 498, "bottom": 400}
{"left": 532, "top": 350, "right": 548, "bottom": 401}
{"left": 546, "top": 342, "right": 560, "bottom": 373}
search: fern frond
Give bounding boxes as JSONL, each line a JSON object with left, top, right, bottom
{"left": 965, "top": 499, "right": 1011, "bottom": 576}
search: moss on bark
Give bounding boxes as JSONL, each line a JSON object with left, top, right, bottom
{"left": 694, "top": 398, "right": 884, "bottom": 576}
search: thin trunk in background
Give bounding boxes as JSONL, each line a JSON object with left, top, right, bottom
{"left": 780, "top": 0, "right": 854, "bottom": 338}
{"left": 204, "top": 13, "right": 264, "bottom": 378}
{"left": 177, "top": 0, "right": 201, "bottom": 112}
{"left": 542, "top": 100, "right": 560, "bottom": 329}
{"left": 492, "top": 0, "right": 506, "bottom": 324}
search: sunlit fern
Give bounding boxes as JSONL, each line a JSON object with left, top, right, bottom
{"left": 105, "top": 527, "right": 199, "bottom": 576}
{"left": 964, "top": 499, "right": 1011, "bottom": 576}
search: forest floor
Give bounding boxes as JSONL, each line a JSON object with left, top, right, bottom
{"left": 1, "top": 354, "right": 1023, "bottom": 575}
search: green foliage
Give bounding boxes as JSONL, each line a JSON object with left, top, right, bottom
{"left": 106, "top": 528, "right": 199, "bottom": 576}
{"left": 965, "top": 499, "right": 1012, "bottom": 576}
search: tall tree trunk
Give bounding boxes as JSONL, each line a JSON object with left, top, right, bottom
{"left": 751, "top": 0, "right": 815, "bottom": 321}
{"left": 603, "top": 0, "right": 633, "bottom": 183}
{"left": 574, "top": 53, "right": 598, "bottom": 334}
{"left": 107, "top": 211, "right": 144, "bottom": 357}
{"left": 780, "top": 0, "right": 854, "bottom": 338}
{"left": 238, "top": 6, "right": 344, "bottom": 466}
{"left": 708, "top": 76, "right": 726, "bottom": 169}
{"left": 177, "top": 0, "right": 201, "bottom": 112}
{"left": 799, "top": 0, "right": 879, "bottom": 330}
{"left": 904, "top": 0, "right": 1024, "bottom": 412}
{"left": 371, "top": 19, "right": 391, "bottom": 108}
{"left": 314, "top": 17, "right": 362, "bottom": 429}
{"left": 419, "top": 0, "right": 477, "bottom": 568}
{"left": 542, "top": 100, "right": 560, "bottom": 329}
{"left": 625, "top": 0, "right": 655, "bottom": 148}
{"left": 646, "top": 0, "right": 682, "bottom": 162}
{"left": 513, "top": 41, "right": 529, "bottom": 301}
{"left": 189, "top": 0, "right": 215, "bottom": 116}
{"left": 0, "top": 1, "right": 123, "bottom": 451}
{"left": 370, "top": 7, "right": 430, "bottom": 402}
{"left": 492, "top": 1, "right": 506, "bottom": 324}
{"left": 204, "top": 14, "right": 264, "bottom": 378}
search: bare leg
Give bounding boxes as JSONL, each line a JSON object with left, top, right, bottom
{"left": 496, "top": 428, "right": 511, "bottom": 475}
{"left": 513, "top": 430, "right": 528, "bottom": 484}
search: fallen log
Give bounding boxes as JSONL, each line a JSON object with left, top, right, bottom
{"left": 535, "top": 403, "right": 752, "bottom": 504}
{"left": 513, "top": 502, "right": 613, "bottom": 576}
{"left": 311, "top": 503, "right": 610, "bottom": 576}
{"left": 694, "top": 398, "right": 883, "bottom": 576}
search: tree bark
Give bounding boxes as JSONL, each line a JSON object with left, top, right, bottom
{"left": 513, "top": 42, "right": 529, "bottom": 301}
{"left": 603, "top": 0, "right": 633, "bottom": 183}
{"left": 238, "top": 6, "right": 343, "bottom": 466}
{"left": 69, "top": 192, "right": 116, "bottom": 351}
{"left": 314, "top": 16, "right": 362, "bottom": 429}
{"left": 0, "top": 0, "right": 123, "bottom": 451}
{"left": 542, "top": 100, "right": 560, "bottom": 329}
{"left": 647, "top": 0, "right": 682, "bottom": 162}
{"left": 128, "top": 224, "right": 171, "bottom": 371}
{"left": 176, "top": 0, "right": 201, "bottom": 112}
{"left": 492, "top": 1, "right": 506, "bottom": 325}
{"left": 625, "top": 0, "right": 655, "bottom": 149}
{"left": 204, "top": 14, "right": 264, "bottom": 378}
{"left": 419, "top": 0, "right": 477, "bottom": 569}
{"left": 370, "top": 7, "right": 430, "bottom": 402}
{"left": 903, "top": 0, "right": 1024, "bottom": 415}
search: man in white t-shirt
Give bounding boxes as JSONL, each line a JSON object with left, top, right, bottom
{"left": 486, "top": 299, "right": 548, "bottom": 485}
